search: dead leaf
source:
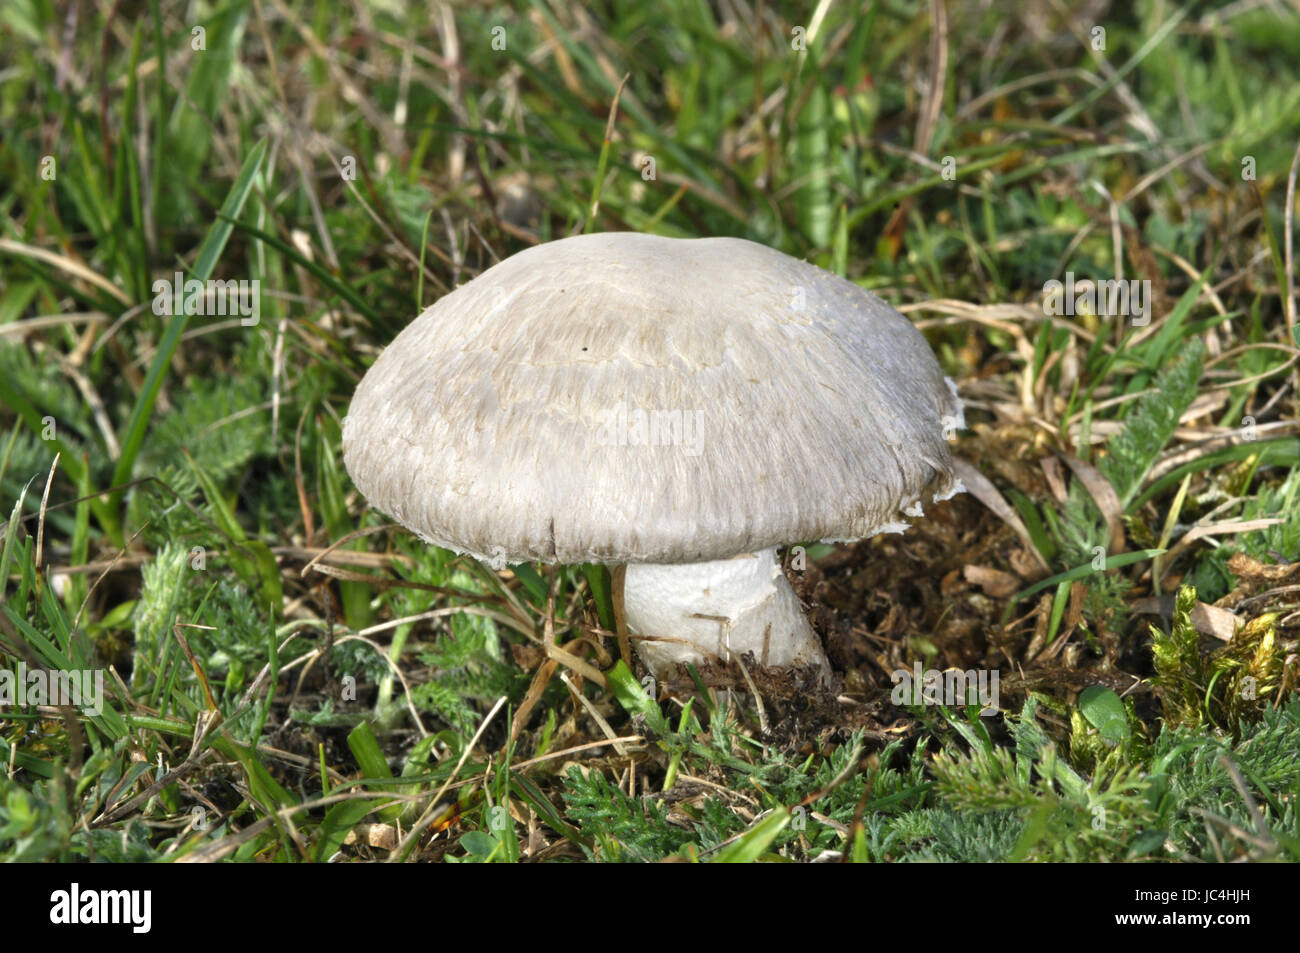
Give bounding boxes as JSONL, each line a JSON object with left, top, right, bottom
{"left": 1227, "top": 552, "right": 1300, "bottom": 587}
{"left": 1008, "top": 548, "right": 1041, "bottom": 579}
{"left": 949, "top": 458, "right": 1050, "bottom": 573}
{"left": 1040, "top": 456, "right": 1068, "bottom": 503}
{"left": 963, "top": 565, "right": 1021, "bottom": 598}
{"left": 1131, "top": 597, "right": 1241, "bottom": 641}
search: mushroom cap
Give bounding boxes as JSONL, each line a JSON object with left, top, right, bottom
{"left": 342, "top": 232, "right": 963, "bottom": 569}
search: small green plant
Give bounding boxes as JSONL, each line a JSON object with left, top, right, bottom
{"left": 1151, "top": 585, "right": 1286, "bottom": 736}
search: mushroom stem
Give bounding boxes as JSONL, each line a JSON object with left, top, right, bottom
{"left": 623, "top": 547, "right": 830, "bottom": 684}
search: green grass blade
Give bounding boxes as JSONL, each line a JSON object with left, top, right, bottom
{"left": 110, "top": 137, "right": 268, "bottom": 500}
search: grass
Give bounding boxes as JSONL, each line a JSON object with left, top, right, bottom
{"left": 1, "top": 0, "right": 1299, "bottom": 863}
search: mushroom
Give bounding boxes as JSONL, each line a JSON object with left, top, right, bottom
{"left": 342, "top": 232, "right": 963, "bottom": 689}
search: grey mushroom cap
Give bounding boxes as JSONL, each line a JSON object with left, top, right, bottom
{"left": 342, "top": 232, "right": 964, "bottom": 569}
